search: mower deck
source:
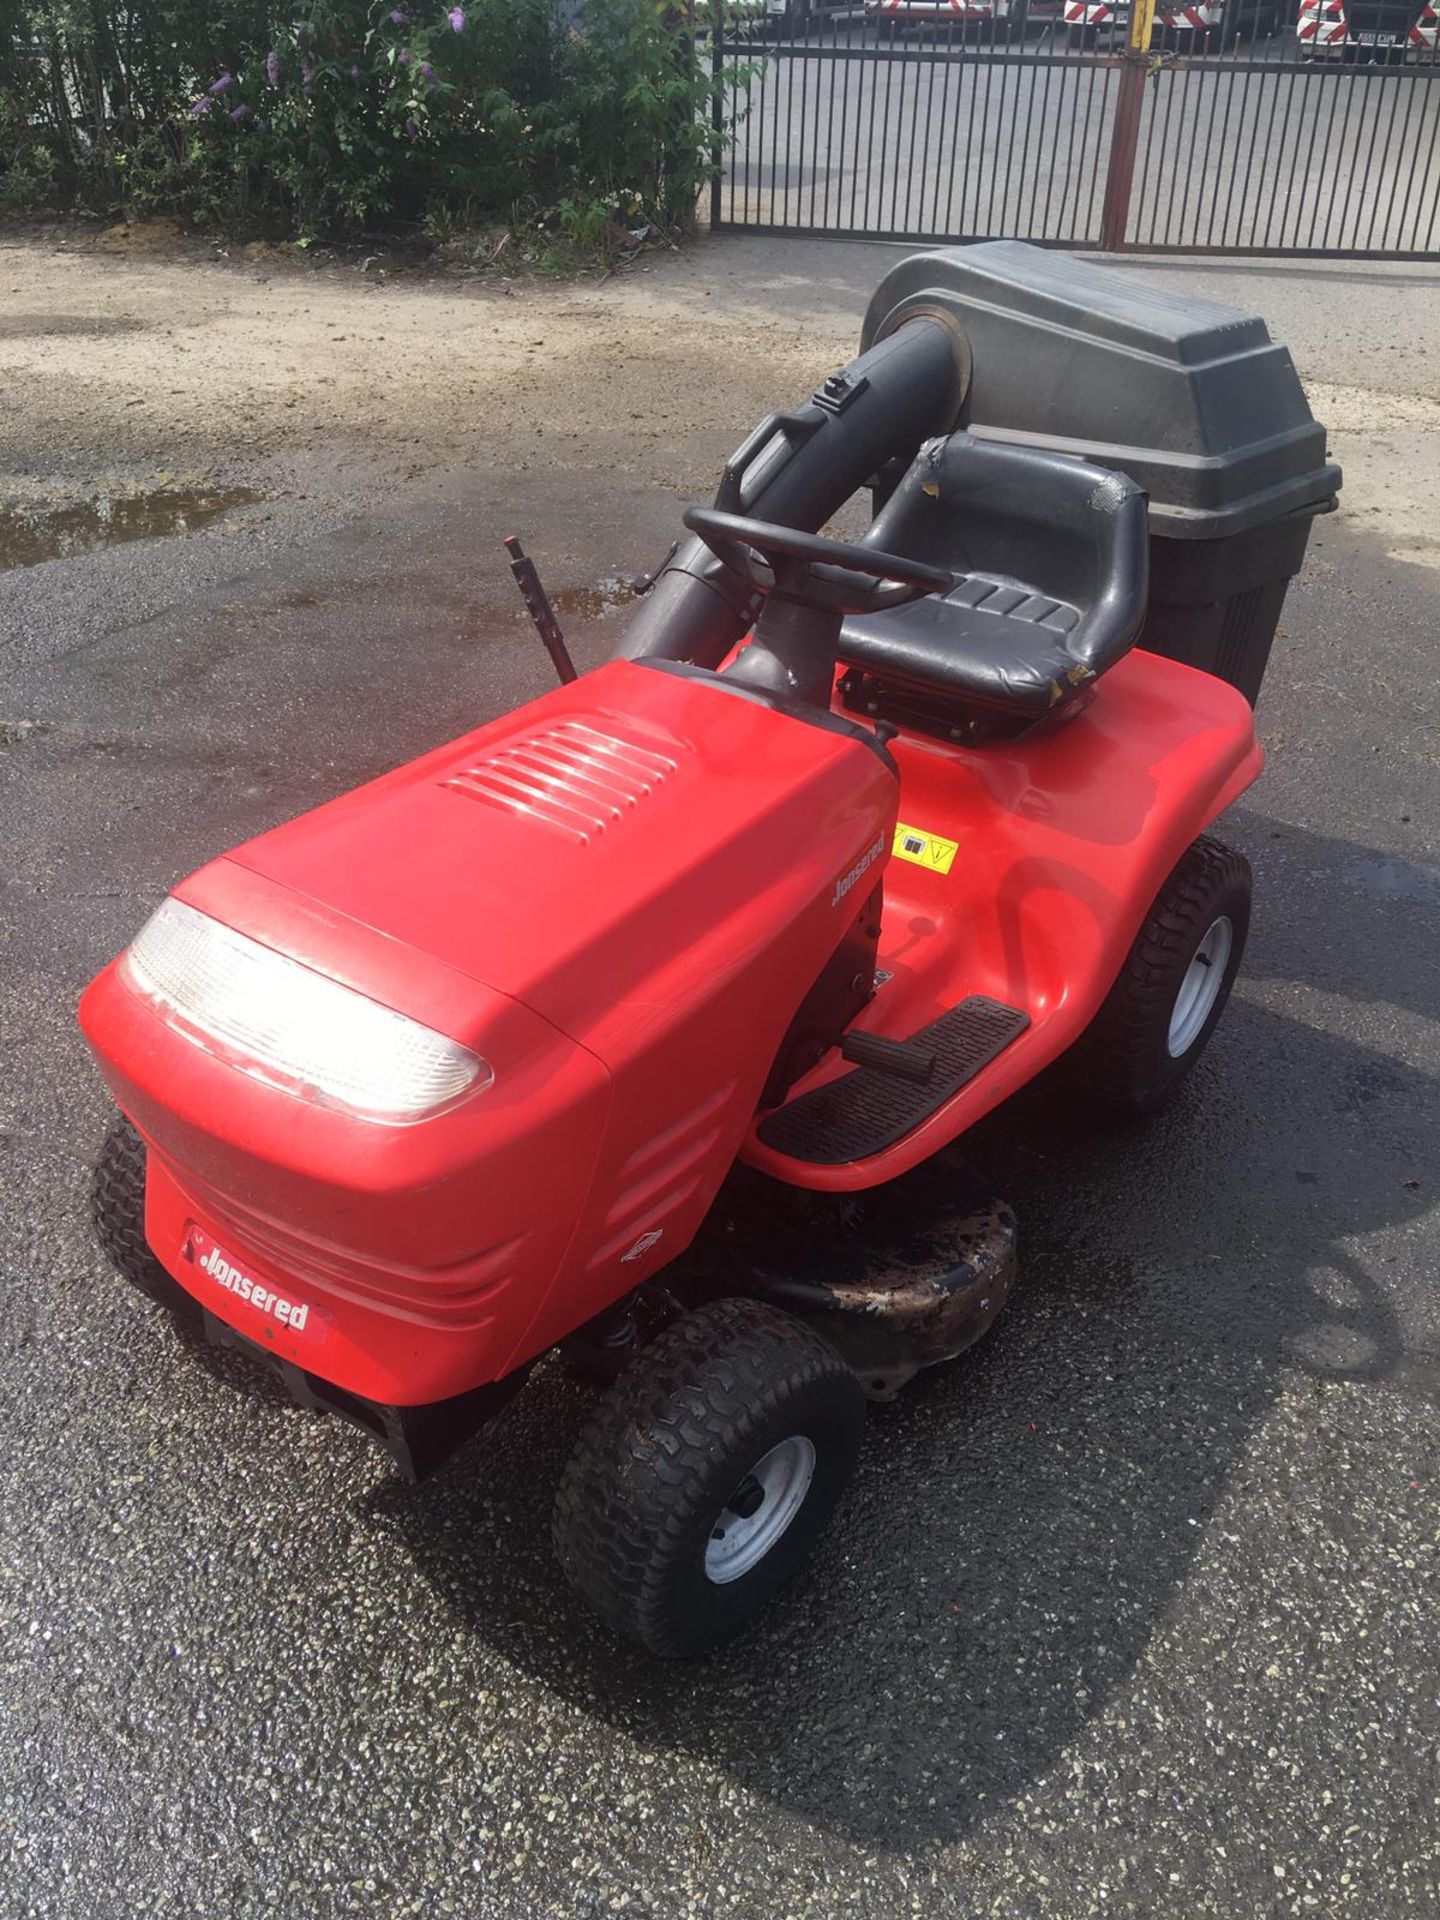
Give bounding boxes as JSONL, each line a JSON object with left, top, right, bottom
{"left": 669, "top": 1156, "right": 1018, "bottom": 1400}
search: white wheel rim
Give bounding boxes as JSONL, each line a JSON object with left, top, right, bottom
{"left": 704, "top": 1435, "right": 816, "bottom": 1585}
{"left": 1167, "top": 915, "right": 1234, "bottom": 1058}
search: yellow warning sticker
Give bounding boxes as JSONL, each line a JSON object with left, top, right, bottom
{"left": 892, "top": 821, "right": 958, "bottom": 876}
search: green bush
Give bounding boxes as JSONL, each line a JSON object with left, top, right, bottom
{"left": 545, "top": 0, "right": 732, "bottom": 232}
{"left": 0, "top": 0, "right": 757, "bottom": 245}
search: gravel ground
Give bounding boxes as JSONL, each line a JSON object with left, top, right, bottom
{"left": 0, "top": 229, "right": 1437, "bottom": 1919}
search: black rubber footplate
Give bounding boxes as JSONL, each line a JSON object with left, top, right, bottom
{"left": 757, "top": 996, "right": 1030, "bottom": 1165}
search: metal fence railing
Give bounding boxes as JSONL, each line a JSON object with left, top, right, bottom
{"left": 710, "top": 3, "right": 1440, "bottom": 258}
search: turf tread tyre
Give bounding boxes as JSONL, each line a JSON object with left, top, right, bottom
{"left": 1065, "top": 834, "right": 1252, "bottom": 1117}
{"left": 92, "top": 1117, "right": 186, "bottom": 1309}
{"left": 552, "top": 1298, "right": 863, "bottom": 1657}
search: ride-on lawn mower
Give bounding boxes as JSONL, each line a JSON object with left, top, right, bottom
{"left": 81, "top": 244, "right": 1339, "bottom": 1655}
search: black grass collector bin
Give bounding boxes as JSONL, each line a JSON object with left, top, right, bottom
{"left": 863, "top": 242, "right": 1341, "bottom": 707}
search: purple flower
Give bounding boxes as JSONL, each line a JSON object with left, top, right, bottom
{"left": 426, "top": 78, "right": 438, "bottom": 93}
{"left": 350, "top": 63, "right": 363, "bottom": 79}
{"left": 405, "top": 117, "right": 419, "bottom": 138}
{"left": 229, "top": 102, "right": 251, "bottom": 123}
{"left": 418, "top": 60, "right": 434, "bottom": 77}
{"left": 390, "top": 7, "right": 408, "bottom": 21}
{"left": 265, "top": 50, "right": 281, "bottom": 86}
{"left": 209, "top": 71, "right": 234, "bottom": 95}
{"left": 398, "top": 49, "right": 412, "bottom": 63}
{"left": 189, "top": 96, "right": 212, "bottom": 117}
{"left": 447, "top": 6, "right": 466, "bottom": 28}
{"left": 301, "top": 57, "right": 316, "bottom": 92}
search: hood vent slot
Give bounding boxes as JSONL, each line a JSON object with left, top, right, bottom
{"left": 444, "top": 721, "right": 676, "bottom": 845}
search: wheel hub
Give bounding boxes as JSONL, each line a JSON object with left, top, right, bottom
{"left": 704, "top": 1435, "right": 816, "bottom": 1585}
{"left": 1167, "top": 914, "right": 1234, "bottom": 1057}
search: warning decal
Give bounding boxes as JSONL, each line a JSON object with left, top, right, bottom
{"left": 891, "top": 822, "right": 958, "bottom": 876}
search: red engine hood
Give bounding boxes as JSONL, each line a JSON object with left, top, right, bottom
{"left": 212, "top": 660, "right": 892, "bottom": 1059}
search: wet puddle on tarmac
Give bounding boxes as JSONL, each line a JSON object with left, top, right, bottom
{"left": 0, "top": 484, "right": 265, "bottom": 572}
{"left": 514, "top": 577, "right": 635, "bottom": 624}
{"left": 1343, "top": 851, "right": 1440, "bottom": 911}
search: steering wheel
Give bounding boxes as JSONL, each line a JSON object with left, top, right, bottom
{"left": 683, "top": 507, "right": 955, "bottom": 619}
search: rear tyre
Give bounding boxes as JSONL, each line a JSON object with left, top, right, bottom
{"left": 92, "top": 1117, "right": 191, "bottom": 1312}
{"left": 552, "top": 1298, "right": 864, "bottom": 1657}
{"left": 1063, "top": 834, "right": 1252, "bottom": 1118}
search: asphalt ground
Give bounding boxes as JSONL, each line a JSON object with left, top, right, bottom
{"left": 1, "top": 237, "right": 1438, "bottom": 1917}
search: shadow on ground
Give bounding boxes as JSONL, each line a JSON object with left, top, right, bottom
{"left": 374, "top": 805, "right": 1436, "bottom": 1854}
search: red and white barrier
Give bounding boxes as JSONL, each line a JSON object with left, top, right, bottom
{"left": 1157, "top": 2, "right": 1219, "bottom": 26}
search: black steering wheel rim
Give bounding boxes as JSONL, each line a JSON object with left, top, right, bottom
{"left": 683, "top": 506, "right": 955, "bottom": 612}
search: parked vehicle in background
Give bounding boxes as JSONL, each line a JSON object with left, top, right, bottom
{"left": 1027, "top": 0, "right": 1121, "bottom": 43}
{"left": 764, "top": 0, "right": 855, "bottom": 23}
{"left": 1153, "top": 0, "right": 1288, "bottom": 37}
{"left": 865, "top": 0, "right": 1005, "bottom": 38}
{"left": 866, "top": 0, "right": 1288, "bottom": 40}
{"left": 860, "top": 0, "right": 1134, "bottom": 38}
{"left": 1297, "top": 0, "right": 1439, "bottom": 55}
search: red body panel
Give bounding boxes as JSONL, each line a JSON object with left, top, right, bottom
{"left": 744, "top": 648, "right": 1262, "bottom": 1188}
{"left": 80, "top": 661, "right": 896, "bottom": 1402}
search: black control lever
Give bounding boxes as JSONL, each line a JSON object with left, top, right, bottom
{"left": 504, "top": 534, "right": 577, "bottom": 686}
{"left": 840, "top": 1031, "right": 938, "bottom": 1085}
{"left": 630, "top": 540, "right": 679, "bottom": 597}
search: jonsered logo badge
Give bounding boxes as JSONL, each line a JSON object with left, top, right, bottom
{"left": 185, "top": 1224, "right": 323, "bottom": 1342}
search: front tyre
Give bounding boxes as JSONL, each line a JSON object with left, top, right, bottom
{"left": 92, "top": 1117, "right": 195, "bottom": 1315}
{"left": 552, "top": 1298, "right": 864, "bottom": 1656}
{"left": 1065, "top": 834, "right": 1252, "bottom": 1117}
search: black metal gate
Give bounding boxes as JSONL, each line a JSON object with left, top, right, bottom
{"left": 710, "top": 4, "right": 1440, "bottom": 257}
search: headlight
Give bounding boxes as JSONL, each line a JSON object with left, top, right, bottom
{"left": 122, "top": 897, "right": 490, "bottom": 1124}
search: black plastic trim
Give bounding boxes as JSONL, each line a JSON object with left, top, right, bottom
{"left": 199, "top": 1306, "right": 528, "bottom": 1480}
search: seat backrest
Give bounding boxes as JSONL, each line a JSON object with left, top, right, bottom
{"left": 864, "top": 431, "right": 1149, "bottom": 681}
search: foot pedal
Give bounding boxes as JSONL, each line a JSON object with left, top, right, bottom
{"left": 758, "top": 996, "right": 1029, "bottom": 1166}
{"left": 839, "top": 1031, "right": 937, "bottom": 1085}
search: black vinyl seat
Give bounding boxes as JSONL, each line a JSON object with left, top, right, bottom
{"left": 839, "top": 432, "right": 1150, "bottom": 738}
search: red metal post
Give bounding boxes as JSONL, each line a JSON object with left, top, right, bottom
{"left": 1099, "top": 0, "right": 1158, "bottom": 250}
